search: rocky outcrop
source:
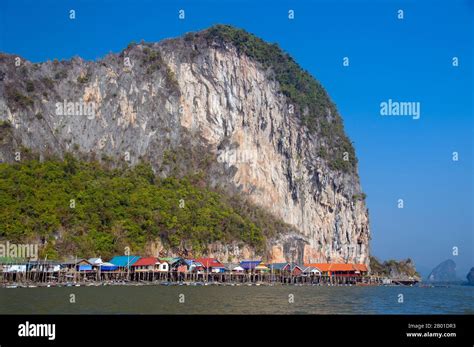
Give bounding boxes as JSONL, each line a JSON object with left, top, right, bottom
{"left": 370, "top": 257, "right": 420, "bottom": 281}
{"left": 466, "top": 268, "right": 474, "bottom": 285}
{"left": 427, "top": 259, "right": 457, "bottom": 282}
{"left": 0, "top": 25, "right": 370, "bottom": 265}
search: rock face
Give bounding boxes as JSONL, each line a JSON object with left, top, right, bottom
{"left": 466, "top": 268, "right": 474, "bottom": 285}
{"left": 427, "top": 259, "right": 457, "bottom": 282}
{"left": 0, "top": 25, "right": 370, "bottom": 265}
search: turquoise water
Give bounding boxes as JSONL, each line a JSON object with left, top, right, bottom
{"left": 0, "top": 285, "right": 472, "bottom": 314}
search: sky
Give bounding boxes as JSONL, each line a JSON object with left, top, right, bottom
{"left": 1, "top": 0, "right": 473, "bottom": 278}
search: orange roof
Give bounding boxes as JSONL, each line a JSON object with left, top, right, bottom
{"left": 354, "top": 264, "right": 368, "bottom": 272}
{"left": 305, "top": 263, "right": 332, "bottom": 272}
{"left": 304, "top": 263, "right": 368, "bottom": 272}
{"left": 331, "top": 263, "right": 355, "bottom": 271}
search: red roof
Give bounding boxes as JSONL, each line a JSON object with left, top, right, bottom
{"left": 196, "top": 258, "right": 225, "bottom": 269}
{"left": 132, "top": 257, "right": 159, "bottom": 267}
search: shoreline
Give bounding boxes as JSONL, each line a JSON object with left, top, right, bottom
{"left": 1, "top": 280, "right": 417, "bottom": 289}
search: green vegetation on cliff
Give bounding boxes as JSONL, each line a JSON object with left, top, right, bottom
{"left": 370, "top": 256, "right": 420, "bottom": 278}
{"left": 197, "top": 24, "right": 357, "bottom": 173}
{"left": 0, "top": 156, "right": 285, "bottom": 259}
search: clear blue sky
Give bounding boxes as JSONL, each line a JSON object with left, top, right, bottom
{"left": 1, "top": 0, "right": 473, "bottom": 278}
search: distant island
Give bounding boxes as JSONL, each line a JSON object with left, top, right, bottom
{"left": 427, "top": 259, "right": 457, "bottom": 283}
{"left": 425, "top": 259, "right": 474, "bottom": 285}
{"left": 466, "top": 267, "right": 474, "bottom": 285}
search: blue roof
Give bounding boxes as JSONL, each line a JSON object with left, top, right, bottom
{"left": 100, "top": 265, "right": 118, "bottom": 271}
{"left": 184, "top": 259, "right": 203, "bottom": 267}
{"left": 240, "top": 260, "right": 261, "bottom": 270}
{"left": 109, "top": 255, "right": 141, "bottom": 267}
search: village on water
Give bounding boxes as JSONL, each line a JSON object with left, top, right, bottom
{"left": 0, "top": 253, "right": 418, "bottom": 288}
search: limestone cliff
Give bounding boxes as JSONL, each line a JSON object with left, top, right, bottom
{"left": 427, "top": 259, "right": 457, "bottom": 282}
{"left": 466, "top": 268, "right": 474, "bottom": 285}
{"left": 0, "top": 25, "right": 370, "bottom": 265}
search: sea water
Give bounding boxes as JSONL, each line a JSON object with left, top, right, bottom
{"left": 0, "top": 285, "right": 472, "bottom": 314}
